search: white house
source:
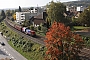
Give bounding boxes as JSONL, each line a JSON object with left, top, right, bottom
{"left": 66, "top": 6, "right": 70, "bottom": 11}
{"left": 16, "top": 12, "right": 30, "bottom": 24}
{"left": 77, "top": 6, "right": 85, "bottom": 12}
{"left": 29, "top": 7, "right": 38, "bottom": 13}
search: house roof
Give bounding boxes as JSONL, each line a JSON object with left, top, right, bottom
{"left": 34, "top": 18, "right": 45, "bottom": 25}
{"left": 33, "top": 11, "right": 47, "bottom": 25}
{"left": 34, "top": 13, "right": 43, "bottom": 19}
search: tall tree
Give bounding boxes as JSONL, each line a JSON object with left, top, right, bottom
{"left": 19, "top": 6, "right": 22, "bottom": 12}
{"left": 44, "top": 21, "right": 84, "bottom": 60}
{"left": 1, "top": 10, "right": 5, "bottom": 16}
{"left": 1, "top": 10, "right": 6, "bottom": 19}
{"left": 78, "top": 6, "right": 90, "bottom": 26}
{"left": 6, "top": 10, "right": 12, "bottom": 16}
{"left": 22, "top": 20, "right": 31, "bottom": 27}
{"left": 11, "top": 10, "right": 15, "bottom": 14}
{"left": 46, "top": 1, "right": 67, "bottom": 26}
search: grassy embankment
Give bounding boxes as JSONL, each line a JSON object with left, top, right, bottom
{"left": 0, "top": 21, "right": 46, "bottom": 60}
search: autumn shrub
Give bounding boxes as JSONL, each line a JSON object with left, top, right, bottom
{"left": 30, "top": 25, "right": 34, "bottom": 30}
{"left": 37, "top": 26, "right": 41, "bottom": 30}
{"left": 44, "top": 21, "right": 84, "bottom": 60}
{"left": 82, "top": 36, "right": 90, "bottom": 48}
{"left": 41, "top": 27, "right": 47, "bottom": 34}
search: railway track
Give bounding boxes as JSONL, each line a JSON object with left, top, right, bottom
{"left": 4, "top": 19, "right": 45, "bottom": 46}
{"left": 79, "top": 48, "right": 90, "bottom": 60}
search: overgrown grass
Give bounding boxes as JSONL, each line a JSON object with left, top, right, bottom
{"left": 8, "top": 41, "right": 45, "bottom": 60}
{"left": 82, "top": 36, "right": 90, "bottom": 49}
{"left": 36, "top": 31, "right": 46, "bottom": 37}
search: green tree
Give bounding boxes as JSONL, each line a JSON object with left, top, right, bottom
{"left": 1, "top": 10, "right": 6, "bottom": 17}
{"left": 11, "top": 10, "right": 15, "bottom": 15}
{"left": 78, "top": 6, "right": 90, "bottom": 26}
{"left": 46, "top": 1, "right": 67, "bottom": 27}
{"left": 6, "top": 10, "right": 12, "bottom": 16}
{"left": 19, "top": 6, "right": 22, "bottom": 12}
{"left": 22, "top": 20, "right": 31, "bottom": 27}
{"left": 30, "top": 25, "right": 34, "bottom": 30}
{"left": 0, "top": 10, "right": 6, "bottom": 20}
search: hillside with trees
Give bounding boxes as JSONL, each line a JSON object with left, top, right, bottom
{"left": 63, "top": 0, "right": 90, "bottom": 7}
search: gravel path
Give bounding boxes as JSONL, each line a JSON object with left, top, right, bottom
{"left": 75, "top": 31, "right": 90, "bottom": 37}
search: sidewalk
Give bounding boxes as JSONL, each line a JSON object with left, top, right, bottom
{"left": 0, "top": 33, "right": 27, "bottom": 60}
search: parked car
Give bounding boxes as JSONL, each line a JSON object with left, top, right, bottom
{"left": 0, "top": 42, "right": 5, "bottom": 46}
{"left": 1, "top": 32, "right": 3, "bottom": 36}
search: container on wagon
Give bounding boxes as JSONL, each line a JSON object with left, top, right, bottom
{"left": 22, "top": 27, "right": 27, "bottom": 32}
{"left": 14, "top": 24, "right": 22, "bottom": 31}
{"left": 25, "top": 29, "right": 31, "bottom": 35}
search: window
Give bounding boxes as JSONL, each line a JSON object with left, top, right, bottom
{"left": 21, "top": 19, "right": 24, "bottom": 20}
{"left": 21, "top": 13, "right": 24, "bottom": 15}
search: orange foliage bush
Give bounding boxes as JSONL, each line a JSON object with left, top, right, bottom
{"left": 44, "top": 21, "right": 84, "bottom": 60}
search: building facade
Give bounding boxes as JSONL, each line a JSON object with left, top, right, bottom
{"left": 16, "top": 12, "right": 30, "bottom": 24}
{"left": 66, "top": 6, "right": 87, "bottom": 12}
{"left": 29, "top": 7, "right": 38, "bottom": 13}
{"left": 77, "top": 6, "right": 85, "bottom": 12}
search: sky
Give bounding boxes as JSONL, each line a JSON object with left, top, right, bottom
{"left": 0, "top": 0, "right": 77, "bottom": 9}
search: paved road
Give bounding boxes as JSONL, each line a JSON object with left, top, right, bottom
{"left": 0, "top": 33, "right": 27, "bottom": 60}
{"left": 75, "top": 31, "right": 90, "bottom": 37}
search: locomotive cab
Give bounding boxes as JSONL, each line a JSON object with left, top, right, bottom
{"left": 31, "top": 31, "right": 36, "bottom": 37}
